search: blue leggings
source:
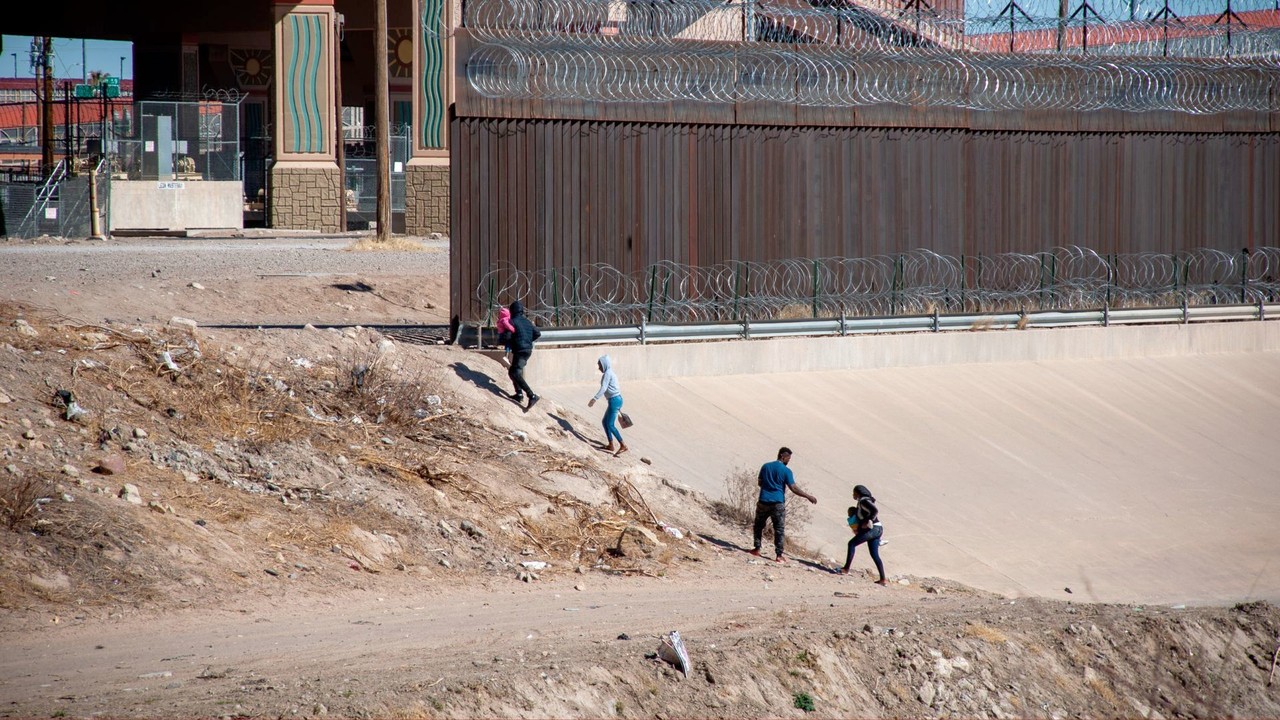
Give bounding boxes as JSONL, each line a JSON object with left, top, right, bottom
{"left": 602, "top": 395, "right": 624, "bottom": 444}
{"left": 843, "top": 524, "right": 885, "bottom": 581}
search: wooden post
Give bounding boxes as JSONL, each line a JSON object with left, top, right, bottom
{"left": 335, "top": 12, "right": 347, "bottom": 233}
{"left": 374, "top": 0, "right": 391, "bottom": 241}
{"left": 41, "top": 37, "right": 55, "bottom": 177}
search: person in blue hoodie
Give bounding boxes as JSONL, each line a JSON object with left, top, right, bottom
{"left": 498, "top": 301, "right": 541, "bottom": 411}
{"left": 587, "top": 355, "right": 628, "bottom": 456}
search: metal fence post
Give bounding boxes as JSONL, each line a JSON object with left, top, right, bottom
{"left": 1039, "top": 252, "right": 1047, "bottom": 309}
{"left": 1240, "top": 247, "right": 1249, "bottom": 304}
{"left": 1105, "top": 254, "right": 1114, "bottom": 309}
{"left": 812, "top": 258, "right": 819, "bottom": 318}
{"left": 733, "top": 261, "right": 742, "bottom": 320}
{"left": 646, "top": 265, "right": 657, "bottom": 323}
{"left": 571, "top": 266, "right": 579, "bottom": 325}
{"left": 552, "top": 269, "right": 561, "bottom": 326}
{"left": 892, "top": 254, "right": 904, "bottom": 315}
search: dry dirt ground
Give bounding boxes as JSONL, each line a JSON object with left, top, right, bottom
{"left": 1, "top": 235, "right": 1279, "bottom": 719}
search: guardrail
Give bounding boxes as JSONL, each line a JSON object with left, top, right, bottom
{"left": 532, "top": 302, "right": 1279, "bottom": 346}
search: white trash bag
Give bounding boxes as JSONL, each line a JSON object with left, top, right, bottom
{"left": 657, "top": 630, "right": 690, "bottom": 678}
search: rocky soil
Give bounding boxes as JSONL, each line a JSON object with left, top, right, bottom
{"left": 1, "top": 236, "right": 1279, "bottom": 719}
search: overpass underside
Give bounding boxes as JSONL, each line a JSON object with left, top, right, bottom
{"left": 449, "top": 0, "right": 1280, "bottom": 326}
{"left": 9, "top": 0, "right": 454, "bottom": 236}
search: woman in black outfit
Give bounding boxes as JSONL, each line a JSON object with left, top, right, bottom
{"left": 840, "top": 484, "right": 887, "bottom": 585}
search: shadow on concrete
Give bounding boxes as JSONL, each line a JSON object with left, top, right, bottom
{"left": 450, "top": 362, "right": 509, "bottom": 399}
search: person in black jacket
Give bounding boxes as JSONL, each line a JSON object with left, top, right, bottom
{"left": 499, "top": 300, "right": 541, "bottom": 411}
{"left": 839, "top": 484, "right": 887, "bottom": 584}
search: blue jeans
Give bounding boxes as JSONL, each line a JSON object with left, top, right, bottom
{"left": 844, "top": 524, "right": 885, "bottom": 581}
{"left": 602, "top": 395, "right": 624, "bottom": 444}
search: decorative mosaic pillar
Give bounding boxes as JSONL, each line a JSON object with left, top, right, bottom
{"left": 270, "top": 0, "right": 342, "bottom": 232}
{"left": 405, "top": 0, "right": 452, "bottom": 236}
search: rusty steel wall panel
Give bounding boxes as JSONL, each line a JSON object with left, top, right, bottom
{"left": 450, "top": 118, "right": 1280, "bottom": 323}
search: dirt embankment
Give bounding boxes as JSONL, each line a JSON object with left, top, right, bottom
{"left": 1, "top": 304, "right": 1279, "bottom": 719}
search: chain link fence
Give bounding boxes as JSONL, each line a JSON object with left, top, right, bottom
{"left": 343, "top": 124, "right": 409, "bottom": 230}
{"left": 112, "top": 99, "right": 241, "bottom": 182}
{"left": 1, "top": 161, "right": 109, "bottom": 239}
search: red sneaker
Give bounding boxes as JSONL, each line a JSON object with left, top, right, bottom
{"left": 748, "top": 548, "right": 762, "bottom": 557}
{"left": 774, "top": 555, "right": 788, "bottom": 564}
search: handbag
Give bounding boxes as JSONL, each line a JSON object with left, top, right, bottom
{"left": 618, "top": 412, "right": 634, "bottom": 429}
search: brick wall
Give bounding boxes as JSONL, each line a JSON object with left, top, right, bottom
{"left": 405, "top": 163, "right": 449, "bottom": 236}
{"left": 270, "top": 164, "right": 342, "bottom": 233}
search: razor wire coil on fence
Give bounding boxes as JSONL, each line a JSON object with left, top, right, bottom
{"left": 476, "top": 247, "right": 1280, "bottom": 326}
{"left": 453, "top": 0, "right": 1280, "bottom": 114}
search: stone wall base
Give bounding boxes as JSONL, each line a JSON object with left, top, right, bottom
{"left": 270, "top": 162, "right": 342, "bottom": 233}
{"left": 405, "top": 162, "right": 450, "bottom": 236}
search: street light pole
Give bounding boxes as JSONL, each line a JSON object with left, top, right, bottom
{"left": 119, "top": 56, "right": 125, "bottom": 80}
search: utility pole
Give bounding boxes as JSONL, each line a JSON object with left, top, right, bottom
{"left": 63, "top": 81, "right": 73, "bottom": 175}
{"left": 335, "top": 13, "right": 348, "bottom": 232}
{"left": 374, "top": 0, "right": 391, "bottom": 241}
{"left": 40, "top": 37, "right": 55, "bottom": 178}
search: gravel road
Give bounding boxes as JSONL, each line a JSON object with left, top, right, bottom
{"left": 0, "top": 236, "right": 452, "bottom": 325}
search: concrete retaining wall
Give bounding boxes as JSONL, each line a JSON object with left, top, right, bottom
{"left": 529, "top": 321, "right": 1280, "bottom": 386}
{"left": 109, "top": 180, "right": 243, "bottom": 232}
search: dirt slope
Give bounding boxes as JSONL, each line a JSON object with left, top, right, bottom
{"left": 1, "top": 305, "right": 1278, "bottom": 718}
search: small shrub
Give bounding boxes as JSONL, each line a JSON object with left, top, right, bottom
{"left": 792, "top": 692, "right": 815, "bottom": 713}
{"left": 773, "top": 303, "right": 816, "bottom": 320}
{"left": 341, "top": 351, "right": 439, "bottom": 430}
{"left": 715, "top": 466, "right": 812, "bottom": 542}
{"left": 0, "top": 476, "right": 50, "bottom": 531}
{"left": 963, "top": 623, "right": 1009, "bottom": 644}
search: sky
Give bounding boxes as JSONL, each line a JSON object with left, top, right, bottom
{"left": 2, "top": 35, "right": 134, "bottom": 81}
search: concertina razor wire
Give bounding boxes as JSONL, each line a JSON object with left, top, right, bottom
{"left": 477, "top": 247, "right": 1280, "bottom": 326}
{"left": 443, "top": 0, "right": 1280, "bottom": 114}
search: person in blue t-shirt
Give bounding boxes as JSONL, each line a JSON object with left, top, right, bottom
{"left": 748, "top": 447, "right": 817, "bottom": 563}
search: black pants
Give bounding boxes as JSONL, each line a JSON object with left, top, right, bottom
{"left": 508, "top": 350, "right": 534, "bottom": 399}
{"left": 752, "top": 501, "right": 786, "bottom": 556}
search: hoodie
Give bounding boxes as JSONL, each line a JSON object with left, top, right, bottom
{"left": 496, "top": 307, "right": 515, "bottom": 335}
{"left": 505, "top": 301, "right": 541, "bottom": 353}
{"left": 592, "top": 355, "right": 621, "bottom": 400}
